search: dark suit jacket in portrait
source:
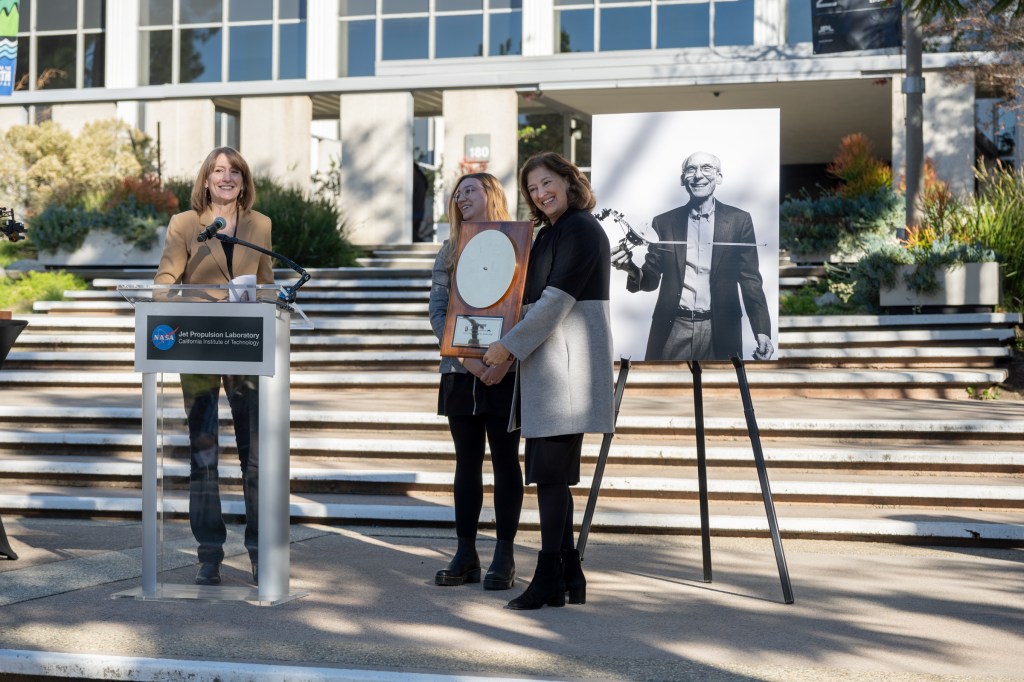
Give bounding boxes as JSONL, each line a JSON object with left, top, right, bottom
{"left": 627, "top": 201, "right": 771, "bottom": 360}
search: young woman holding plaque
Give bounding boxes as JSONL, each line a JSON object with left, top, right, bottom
{"left": 428, "top": 172, "right": 524, "bottom": 591}
{"left": 154, "top": 147, "right": 274, "bottom": 587}
{"left": 482, "top": 152, "right": 614, "bottom": 610}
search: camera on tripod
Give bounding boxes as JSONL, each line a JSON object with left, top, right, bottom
{"left": 1, "top": 208, "right": 26, "bottom": 242}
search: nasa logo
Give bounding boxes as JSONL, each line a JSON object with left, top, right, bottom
{"left": 152, "top": 324, "right": 177, "bottom": 351}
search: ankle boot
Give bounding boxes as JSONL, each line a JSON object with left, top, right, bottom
{"left": 435, "top": 537, "right": 480, "bottom": 586}
{"left": 562, "top": 548, "right": 586, "bottom": 604}
{"left": 506, "top": 551, "right": 565, "bottom": 610}
{"left": 483, "top": 540, "right": 515, "bottom": 591}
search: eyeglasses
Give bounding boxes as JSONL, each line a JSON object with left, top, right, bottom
{"left": 454, "top": 186, "right": 480, "bottom": 202}
{"left": 682, "top": 164, "right": 720, "bottom": 178}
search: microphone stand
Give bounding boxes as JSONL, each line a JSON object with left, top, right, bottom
{"left": 214, "top": 234, "right": 311, "bottom": 307}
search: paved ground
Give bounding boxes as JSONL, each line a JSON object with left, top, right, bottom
{"left": 1, "top": 517, "right": 1022, "bottom": 681}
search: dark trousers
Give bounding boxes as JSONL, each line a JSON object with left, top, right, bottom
{"left": 182, "top": 374, "right": 259, "bottom": 564}
{"left": 447, "top": 413, "right": 523, "bottom": 541}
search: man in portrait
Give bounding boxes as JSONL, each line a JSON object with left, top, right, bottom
{"left": 611, "top": 151, "right": 774, "bottom": 361}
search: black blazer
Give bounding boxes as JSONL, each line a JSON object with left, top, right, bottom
{"left": 629, "top": 201, "right": 771, "bottom": 360}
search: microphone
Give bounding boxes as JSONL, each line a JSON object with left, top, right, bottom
{"left": 197, "top": 217, "right": 226, "bottom": 242}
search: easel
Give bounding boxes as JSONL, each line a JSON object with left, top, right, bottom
{"left": 578, "top": 356, "right": 795, "bottom": 604}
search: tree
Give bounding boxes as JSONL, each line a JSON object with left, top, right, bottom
{"left": 906, "top": 0, "right": 1022, "bottom": 19}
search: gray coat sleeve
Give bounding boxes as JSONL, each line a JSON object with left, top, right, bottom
{"left": 499, "top": 286, "right": 576, "bottom": 362}
{"left": 428, "top": 243, "right": 450, "bottom": 342}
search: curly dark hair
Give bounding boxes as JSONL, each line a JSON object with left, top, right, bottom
{"left": 518, "top": 152, "right": 596, "bottom": 227}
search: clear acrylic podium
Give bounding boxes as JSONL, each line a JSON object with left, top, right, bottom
{"left": 113, "top": 284, "right": 312, "bottom": 605}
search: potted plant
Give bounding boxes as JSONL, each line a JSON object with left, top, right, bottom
{"left": 31, "top": 175, "right": 178, "bottom": 267}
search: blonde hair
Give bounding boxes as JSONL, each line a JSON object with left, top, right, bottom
{"left": 190, "top": 146, "right": 256, "bottom": 215}
{"left": 518, "top": 152, "right": 596, "bottom": 228}
{"left": 445, "top": 172, "right": 511, "bottom": 272}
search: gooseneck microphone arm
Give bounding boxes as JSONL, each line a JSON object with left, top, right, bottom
{"left": 214, "top": 233, "right": 311, "bottom": 305}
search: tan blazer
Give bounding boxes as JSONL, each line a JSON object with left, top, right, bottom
{"left": 154, "top": 209, "right": 274, "bottom": 287}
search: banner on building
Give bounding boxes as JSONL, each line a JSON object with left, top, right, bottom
{"left": 812, "top": 0, "right": 903, "bottom": 55}
{"left": 0, "top": 0, "right": 19, "bottom": 96}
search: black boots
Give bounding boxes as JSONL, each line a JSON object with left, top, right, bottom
{"left": 506, "top": 551, "right": 565, "bottom": 610}
{"left": 562, "top": 548, "right": 586, "bottom": 604}
{"left": 483, "top": 540, "right": 516, "bottom": 590}
{"left": 435, "top": 537, "right": 481, "bottom": 586}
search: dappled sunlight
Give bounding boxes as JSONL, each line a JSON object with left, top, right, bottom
{"left": 324, "top": 527, "right": 444, "bottom": 559}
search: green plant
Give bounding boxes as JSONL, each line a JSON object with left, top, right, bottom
{"left": 780, "top": 281, "right": 861, "bottom": 315}
{"left": 780, "top": 134, "right": 902, "bottom": 259}
{"left": 966, "top": 385, "right": 1001, "bottom": 400}
{"left": 252, "top": 175, "right": 360, "bottom": 268}
{"left": 965, "top": 163, "right": 1024, "bottom": 309}
{"left": 0, "top": 270, "right": 87, "bottom": 313}
{"left": 29, "top": 174, "right": 178, "bottom": 253}
{"left": 0, "top": 238, "right": 32, "bottom": 266}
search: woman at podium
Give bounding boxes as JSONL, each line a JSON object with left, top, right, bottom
{"left": 483, "top": 152, "right": 614, "bottom": 610}
{"left": 429, "top": 172, "right": 524, "bottom": 591}
{"left": 154, "top": 147, "right": 274, "bottom": 587}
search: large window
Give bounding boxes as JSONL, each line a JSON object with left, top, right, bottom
{"left": 786, "top": 0, "right": 812, "bottom": 45}
{"left": 556, "top": 0, "right": 755, "bottom": 53}
{"left": 338, "top": 0, "right": 521, "bottom": 77}
{"left": 15, "top": 0, "right": 106, "bottom": 90}
{"left": 138, "top": 0, "right": 307, "bottom": 85}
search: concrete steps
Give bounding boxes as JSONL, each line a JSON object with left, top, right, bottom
{"left": 1, "top": 250, "right": 1021, "bottom": 545}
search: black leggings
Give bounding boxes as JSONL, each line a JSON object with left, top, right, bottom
{"left": 447, "top": 413, "right": 524, "bottom": 541}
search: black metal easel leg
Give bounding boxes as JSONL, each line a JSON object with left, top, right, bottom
{"left": 731, "top": 356, "right": 794, "bottom": 604}
{"left": 0, "top": 513, "right": 18, "bottom": 560}
{"left": 577, "top": 358, "right": 631, "bottom": 559}
{"left": 689, "top": 361, "right": 713, "bottom": 583}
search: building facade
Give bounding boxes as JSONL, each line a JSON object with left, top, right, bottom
{"left": 1, "top": 0, "right": 1015, "bottom": 245}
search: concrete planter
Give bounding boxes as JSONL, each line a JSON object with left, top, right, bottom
{"left": 36, "top": 227, "right": 167, "bottom": 267}
{"left": 789, "top": 250, "right": 862, "bottom": 264}
{"left": 880, "top": 262, "right": 1002, "bottom": 307}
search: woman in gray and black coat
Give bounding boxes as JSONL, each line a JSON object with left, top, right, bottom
{"left": 483, "top": 152, "right": 615, "bottom": 610}
{"left": 429, "top": 173, "right": 524, "bottom": 591}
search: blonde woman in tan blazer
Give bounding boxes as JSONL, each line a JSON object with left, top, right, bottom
{"left": 155, "top": 147, "right": 273, "bottom": 587}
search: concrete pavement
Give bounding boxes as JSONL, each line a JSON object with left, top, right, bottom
{"left": 1, "top": 516, "right": 1022, "bottom": 681}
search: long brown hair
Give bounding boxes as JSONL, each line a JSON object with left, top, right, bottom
{"left": 190, "top": 146, "right": 256, "bottom": 215}
{"left": 518, "top": 151, "right": 596, "bottom": 228}
{"left": 445, "top": 172, "right": 511, "bottom": 272}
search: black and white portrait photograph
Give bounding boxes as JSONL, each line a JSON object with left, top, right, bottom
{"left": 591, "top": 109, "right": 781, "bottom": 362}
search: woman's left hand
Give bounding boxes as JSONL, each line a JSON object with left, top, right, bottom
{"left": 482, "top": 341, "right": 511, "bottom": 368}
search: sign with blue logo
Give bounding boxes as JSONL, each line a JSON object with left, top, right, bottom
{"left": 134, "top": 301, "right": 276, "bottom": 375}
{"left": 0, "top": 1, "right": 19, "bottom": 96}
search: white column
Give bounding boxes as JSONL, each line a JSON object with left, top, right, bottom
{"left": 340, "top": 91, "right": 414, "bottom": 245}
{"left": 522, "top": 0, "right": 554, "bottom": 56}
{"left": 51, "top": 103, "right": 119, "bottom": 135}
{"left": 307, "top": 0, "right": 339, "bottom": 80}
{"left": 143, "top": 100, "right": 217, "bottom": 179}
{"left": 756, "top": 0, "right": 785, "bottom": 46}
{"left": 240, "top": 96, "right": 313, "bottom": 189}
{"left": 891, "top": 75, "right": 975, "bottom": 197}
{"left": 441, "top": 89, "right": 520, "bottom": 217}
{"left": 105, "top": 0, "right": 139, "bottom": 88}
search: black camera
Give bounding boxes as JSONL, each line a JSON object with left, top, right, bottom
{"left": 1, "top": 208, "right": 25, "bottom": 242}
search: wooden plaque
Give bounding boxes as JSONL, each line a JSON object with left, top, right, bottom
{"left": 440, "top": 221, "right": 533, "bottom": 358}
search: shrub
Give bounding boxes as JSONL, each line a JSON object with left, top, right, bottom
{"left": 780, "top": 134, "right": 901, "bottom": 259}
{"left": 253, "top": 176, "right": 360, "bottom": 268}
{"left": 0, "top": 270, "right": 87, "bottom": 313}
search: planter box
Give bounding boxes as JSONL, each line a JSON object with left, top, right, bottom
{"left": 880, "top": 262, "right": 1002, "bottom": 308}
{"left": 36, "top": 227, "right": 167, "bottom": 267}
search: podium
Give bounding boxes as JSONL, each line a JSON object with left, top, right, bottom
{"left": 113, "top": 284, "right": 312, "bottom": 605}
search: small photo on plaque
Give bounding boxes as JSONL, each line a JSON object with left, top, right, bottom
{"left": 452, "top": 315, "right": 503, "bottom": 348}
